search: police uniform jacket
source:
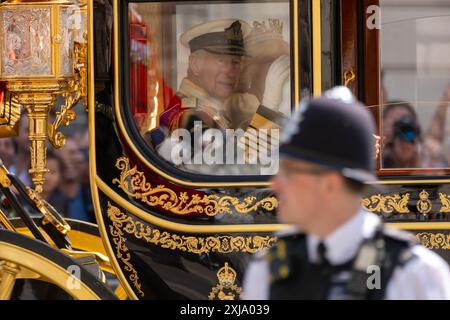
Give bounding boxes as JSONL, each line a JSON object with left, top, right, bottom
{"left": 243, "top": 209, "right": 450, "bottom": 299}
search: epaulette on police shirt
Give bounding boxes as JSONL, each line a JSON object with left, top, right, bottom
{"left": 377, "top": 226, "right": 418, "bottom": 266}
{"left": 264, "top": 233, "right": 307, "bottom": 284}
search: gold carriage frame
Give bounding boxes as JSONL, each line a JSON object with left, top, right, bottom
{"left": 88, "top": 0, "right": 450, "bottom": 299}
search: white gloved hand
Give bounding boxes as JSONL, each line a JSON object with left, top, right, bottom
{"left": 262, "top": 55, "right": 290, "bottom": 111}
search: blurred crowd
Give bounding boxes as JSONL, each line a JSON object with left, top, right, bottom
{"left": 382, "top": 85, "right": 450, "bottom": 169}
{"left": 0, "top": 106, "right": 94, "bottom": 223}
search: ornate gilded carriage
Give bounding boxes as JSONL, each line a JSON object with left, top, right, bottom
{"left": 0, "top": 0, "right": 449, "bottom": 300}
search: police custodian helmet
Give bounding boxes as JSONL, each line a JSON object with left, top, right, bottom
{"left": 280, "top": 86, "right": 376, "bottom": 183}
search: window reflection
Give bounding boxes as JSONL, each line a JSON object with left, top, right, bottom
{"left": 128, "top": 1, "right": 293, "bottom": 176}
{"left": 380, "top": 0, "right": 450, "bottom": 169}
{"left": 382, "top": 100, "right": 450, "bottom": 169}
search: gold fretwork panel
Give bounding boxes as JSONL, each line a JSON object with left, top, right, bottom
{"left": 362, "top": 193, "right": 410, "bottom": 214}
{"left": 209, "top": 263, "right": 243, "bottom": 300}
{"left": 106, "top": 202, "right": 277, "bottom": 297}
{"left": 439, "top": 193, "right": 450, "bottom": 213}
{"left": 112, "top": 157, "right": 278, "bottom": 216}
{"left": 416, "top": 232, "right": 450, "bottom": 250}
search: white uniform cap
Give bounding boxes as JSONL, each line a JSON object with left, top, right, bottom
{"left": 180, "top": 19, "right": 251, "bottom": 56}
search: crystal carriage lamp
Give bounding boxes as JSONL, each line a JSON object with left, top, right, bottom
{"left": 0, "top": 0, "right": 77, "bottom": 80}
{"left": 0, "top": 0, "right": 82, "bottom": 193}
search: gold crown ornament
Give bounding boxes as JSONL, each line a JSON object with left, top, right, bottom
{"left": 217, "top": 262, "right": 237, "bottom": 287}
{"left": 245, "top": 19, "right": 284, "bottom": 48}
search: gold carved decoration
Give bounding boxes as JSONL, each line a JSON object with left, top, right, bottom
{"left": 438, "top": 193, "right": 450, "bottom": 213}
{"left": 208, "top": 263, "right": 242, "bottom": 300}
{"left": 0, "top": 89, "right": 21, "bottom": 138}
{"left": 343, "top": 67, "right": 356, "bottom": 87}
{"left": 48, "top": 41, "right": 88, "bottom": 149}
{"left": 107, "top": 202, "right": 277, "bottom": 254}
{"left": 373, "top": 134, "right": 381, "bottom": 160}
{"left": 416, "top": 190, "right": 432, "bottom": 214}
{"left": 107, "top": 203, "right": 277, "bottom": 297}
{"left": 362, "top": 193, "right": 410, "bottom": 214}
{"left": 112, "top": 157, "right": 278, "bottom": 216}
{"left": 107, "top": 203, "right": 144, "bottom": 297}
{"left": 416, "top": 233, "right": 450, "bottom": 250}
{"left": 7, "top": 81, "right": 65, "bottom": 193}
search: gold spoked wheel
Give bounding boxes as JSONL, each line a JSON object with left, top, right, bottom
{"left": 0, "top": 229, "right": 117, "bottom": 300}
{"left": 12, "top": 218, "right": 129, "bottom": 299}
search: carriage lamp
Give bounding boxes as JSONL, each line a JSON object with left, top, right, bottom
{"left": 0, "top": 0, "right": 82, "bottom": 193}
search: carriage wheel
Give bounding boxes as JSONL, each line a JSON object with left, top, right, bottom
{"left": 0, "top": 229, "right": 116, "bottom": 300}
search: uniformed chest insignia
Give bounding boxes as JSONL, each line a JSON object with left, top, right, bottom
{"left": 181, "top": 96, "right": 197, "bottom": 109}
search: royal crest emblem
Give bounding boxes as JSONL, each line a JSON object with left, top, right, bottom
{"left": 208, "top": 263, "right": 243, "bottom": 300}
{"left": 224, "top": 21, "right": 243, "bottom": 41}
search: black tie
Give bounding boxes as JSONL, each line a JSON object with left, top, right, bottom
{"left": 317, "top": 242, "right": 330, "bottom": 266}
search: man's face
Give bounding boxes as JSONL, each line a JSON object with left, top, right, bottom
{"left": 192, "top": 51, "right": 242, "bottom": 100}
{"left": 271, "top": 159, "right": 329, "bottom": 229}
{"left": 383, "top": 106, "right": 413, "bottom": 144}
{"left": 392, "top": 137, "right": 418, "bottom": 166}
{"left": 57, "top": 139, "right": 85, "bottom": 182}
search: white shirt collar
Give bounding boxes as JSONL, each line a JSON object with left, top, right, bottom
{"left": 307, "top": 208, "right": 381, "bottom": 265}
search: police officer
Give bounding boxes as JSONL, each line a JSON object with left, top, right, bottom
{"left": 243, "top": 87, "right": 450, "bottom": 299}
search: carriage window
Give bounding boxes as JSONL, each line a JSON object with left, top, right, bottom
{"left": 380, "top": 0, "right": 450, "bottom": 170}
{"left": 127, "top": 1, "right": 298, "bottom": 176}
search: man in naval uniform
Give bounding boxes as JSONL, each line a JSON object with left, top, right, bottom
{"left": 159, "top": 19, "right": 288, "bottom": 133}
{"left": 243, "top": 88, "right": 450, "bottom": 299}
{"left": 154, "top": 19, "right": 288, "bottom": 175}
{"left": 159, "top": 19, "right": 249, "bottom": 133}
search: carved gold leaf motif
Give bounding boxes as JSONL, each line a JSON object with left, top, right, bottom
{"left": 108, "top": 204, "right": 145, "bottom": 297}
{"left": 107, "top": 202, "right": 276, "bottom": 297}
{"left": 112, "top": 157, "right": 277, "bottom": 216}
{"left": 439, "top": 193, "right": 450, "bottom": 213}
{"left": 362, "top": 193, "right": 410, "bottom": 214}
{"left": 416, "top": 232, "right": 450, "bottom": 250}
{"left": 107, "top": 202, "right": 277, "bottom": 255}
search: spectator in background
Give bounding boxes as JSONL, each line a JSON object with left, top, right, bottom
{"left": 40, "top": 150, "right": 68, "bottom": 215}
{"left": 56, "top": 137, "right": 94, "bottom": 222}
{"left": 382, "top": 85, "right": 450, "bottom": 168}
{"left": 0, "top": 137, "right": 17, "bottom": 170}
{"left": 11, "top": 116, "right": 31, "bottom": 185}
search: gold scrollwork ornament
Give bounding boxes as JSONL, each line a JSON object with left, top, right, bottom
{"left": 208, "top": 263, "right": 243, "bottom": 300}
{"left": 112, "top": 157, "right": 277, "bottom": 216}
{"left": 106, "top": 203, "right": 277, "bottom": 297}
{"left": 362, "top": 193, "right": 410, "bottom": 214}
{"left": 48, "top": 41, "right": 88, "bottom": 149}
{"left": 416, "top": 232, "right": 450, "bottom": 250}
{"left": 439, "top": 193, "right": 450, "bottom": 213}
